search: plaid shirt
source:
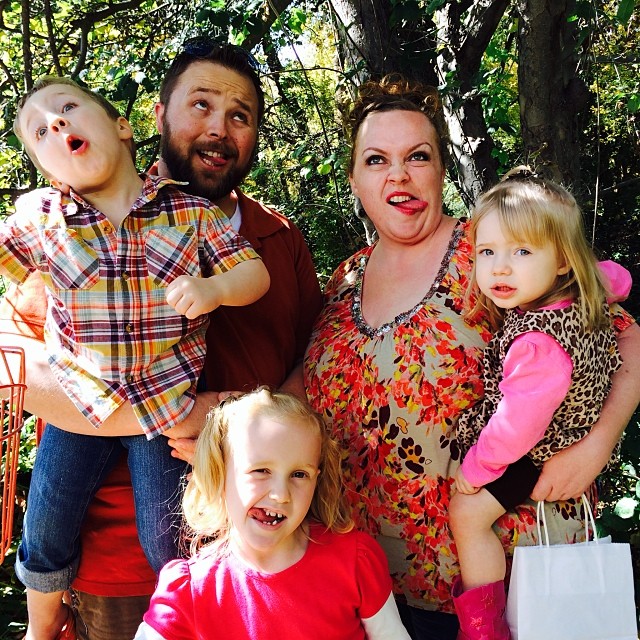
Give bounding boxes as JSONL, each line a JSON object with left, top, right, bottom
{"left": 0, "top": 175, "right": 259, "bottom": 438}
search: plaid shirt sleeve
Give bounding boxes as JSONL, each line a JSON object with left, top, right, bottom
{"left": 0, "top": 191, "right": 51, "bottom": 284}
{"left": 199, "top": 204, "right": 260, "bottom": 276}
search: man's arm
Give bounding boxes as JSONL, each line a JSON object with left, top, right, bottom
{"left": 0, "top": 332, "right": 215, "bottom": 438}
{"left": 532, "top": 321, "right": 640, "bottom": 501}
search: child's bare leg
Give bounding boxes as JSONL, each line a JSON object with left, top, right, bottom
{"left": 24, "top": 588, "right": 68, "bottom": 640}
{"left": 449, "top": 488, "right": 506, "bottom": 590}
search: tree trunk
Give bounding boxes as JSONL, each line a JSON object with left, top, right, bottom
{"left": 435, "top": 0, "right": 510, "bottom": 206}
{"left": 330, "top": 0, "right": 438, "bottom": 93}
{"left": 515, "top": 0, "right": 587, "bottom": 189}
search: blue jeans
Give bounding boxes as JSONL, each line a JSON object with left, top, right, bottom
{"left": 15, "top": 424, "right": 186, "bottom": 593}
{"left": 397, "top": 602, "right": 460, "bottom": 640}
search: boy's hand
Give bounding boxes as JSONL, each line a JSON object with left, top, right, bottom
{"left": 454, "top": 467, "right": 480, "bottom": 495}
{"left": 166, "top": 275, "right": 222, "bottom": 319}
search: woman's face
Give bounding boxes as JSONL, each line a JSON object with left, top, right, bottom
{"left": 349, "top": 109, "right": 446, "bottom": 246}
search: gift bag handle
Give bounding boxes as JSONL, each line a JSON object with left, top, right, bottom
{"left": 536, "top": 494, "right": 598, "bottom": 547}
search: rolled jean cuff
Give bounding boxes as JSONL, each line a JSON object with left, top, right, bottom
{"left": 15, "top": 554, "right": 79, "bottom": 592}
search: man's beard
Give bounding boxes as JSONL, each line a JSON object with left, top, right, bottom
{"left": 159, "top": 120, "right": 254, "bottom": 204}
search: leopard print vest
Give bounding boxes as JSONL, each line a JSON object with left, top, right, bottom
{"left": 456, "top": 302, "right": 622, "bottom": 467}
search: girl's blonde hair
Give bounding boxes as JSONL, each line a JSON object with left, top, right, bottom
{"left": 467, "top": 166, "right": 608, "bottom": 331}
{"left": 182, "top": 387, "right": 353, "bottom": 554}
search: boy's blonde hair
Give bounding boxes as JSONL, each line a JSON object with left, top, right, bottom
{"left": 13, "top": 76, "right": 136, "bottom": 179}
{"left": 467, "top": 166, "right": 608, "bottom": 331}
{"left": 183, "top": 388, "right": 353, "bottom": 554}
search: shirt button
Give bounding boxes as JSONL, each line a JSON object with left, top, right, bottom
{"left": 103, "top": 223, "right": 113, "bottom": 234}
{"left": 121, "top": 272, "right": 130, "bottom": 281}
{"left": 125, "top": 374, "right": 133, "bottom": 383}
{"left": 125, "top": 324, "right": 133, "bottom": 333}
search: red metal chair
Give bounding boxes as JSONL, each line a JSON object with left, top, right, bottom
{"left": 0, "top": 346, "right": 27, "bottom": 563}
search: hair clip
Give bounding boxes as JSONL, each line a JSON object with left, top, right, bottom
{"left": 501, "top": 165, "right": 541, "bottom": 183}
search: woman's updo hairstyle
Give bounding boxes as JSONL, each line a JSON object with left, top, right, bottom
{"left": 347, "top": 73, "right": 450, "bottom": 173}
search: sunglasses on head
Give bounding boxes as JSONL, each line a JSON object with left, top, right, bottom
{"left": 181, "top": 36, "right": 261, "bottom": 72}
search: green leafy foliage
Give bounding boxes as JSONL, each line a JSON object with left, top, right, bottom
{"left": 598, "top": 410, "right": 640, "bottom": 538}
{"left": 617, "top": 0, "right": 636, "bottom": 24}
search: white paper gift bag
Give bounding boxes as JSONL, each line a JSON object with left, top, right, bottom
{"left": 506, "top": 497, "right": 638, "bottom": 640}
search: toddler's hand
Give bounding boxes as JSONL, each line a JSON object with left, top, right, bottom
{"left": 454, "top": 468, "right": 480, "bottom": 495}
{"left": 166, "top": 275, "right": 221, "bottom": 319}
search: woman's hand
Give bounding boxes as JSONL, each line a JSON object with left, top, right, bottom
{"left": 454, "top": 467, "right": 480, "bottom": 495}
{"left": 532, "top": 430, "right": 612, "bottom": 501}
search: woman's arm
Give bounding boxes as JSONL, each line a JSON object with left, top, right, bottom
{"left": 279, "top": 362, "right": 306, "bottom": 399}
{"left": 532, "top": 321, "right": 640, "bottom": 501}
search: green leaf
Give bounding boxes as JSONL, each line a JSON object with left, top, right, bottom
{"left": 425, "top": 0, "right": 447, "bottom": 15}
{"left": 114, "top": 75, "right": 138, "bottom": 102}
{"left": 614, "top": 497, "right": 638, "bottom": 519}
{"left": 390, "top": 0, "right": 422, "bottom": 27}
{"left": 6, "top": 134, "right": 22, "bottom": 150}
{"left": 627, "top": 94, "right": 640, "bottom": 113}
{"left": 208, "top": 10, "right": 234, "bottom": 28}
{"left": 616, "top": 0, "right": 635, "bottom": 25}
{"left": 598, "top": 508, "right": 635, "bottom": 533}
{"left": 287, "top": 8, "right": 307, "bottom": 35}
{"left": 317, "top": 161, "right": 332, "bottom": 175}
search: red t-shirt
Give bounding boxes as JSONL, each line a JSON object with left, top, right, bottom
{"left": 0, "top": 190, "right": 322, "bottom": 596}
{"left": 144, "top": 526, "right": 392, "bottom": 639}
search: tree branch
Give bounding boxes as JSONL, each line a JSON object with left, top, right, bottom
{"left": 44, "top": 0, "right": 63, "bottom": 76}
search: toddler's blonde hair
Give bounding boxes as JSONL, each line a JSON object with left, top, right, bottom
{"left": 467, "top": 166, "right": 608, "bottom": 331}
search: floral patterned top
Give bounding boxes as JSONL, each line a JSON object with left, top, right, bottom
{"left": 304, "top": 219, "right": 592, "bottom": 613}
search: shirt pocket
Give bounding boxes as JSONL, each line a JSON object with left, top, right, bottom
{"left": 145, "top": 225, "right": 201, "bottom": 287}
{"left": 42, "top": 228, "right": 100, "bottom": 290}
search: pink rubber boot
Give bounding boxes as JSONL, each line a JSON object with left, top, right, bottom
{"left": 452, "top": 578, "right": 511, "bottom": 640}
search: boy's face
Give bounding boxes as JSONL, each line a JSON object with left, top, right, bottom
{"left": 18, "top": 84, "right": 133, "bottom": 191}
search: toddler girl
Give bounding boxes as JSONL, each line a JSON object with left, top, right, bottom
{"left": 449, "top": 167, "right": 630, "bottom": 639}
{"left": 135, "top": 388, "right": 411, "bottom": 640}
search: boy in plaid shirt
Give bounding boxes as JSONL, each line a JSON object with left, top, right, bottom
{"left": 5, "top": 76, "right": 269, "bottom": 640}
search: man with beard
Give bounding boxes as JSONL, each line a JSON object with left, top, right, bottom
{"left": 0, "top": 41, "right": 322, "bottom": 639}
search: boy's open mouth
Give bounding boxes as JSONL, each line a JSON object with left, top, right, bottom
{"left": 67, "top": 136, "right": 86, "bottom": 152}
